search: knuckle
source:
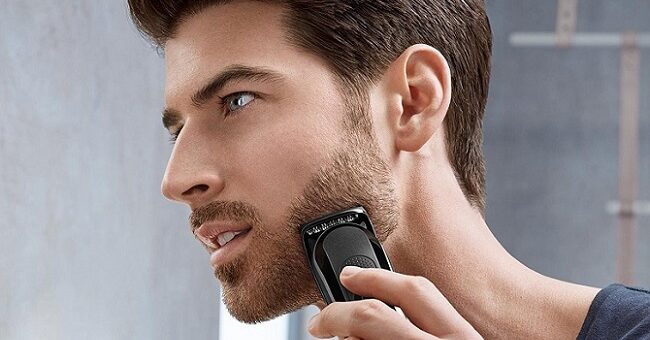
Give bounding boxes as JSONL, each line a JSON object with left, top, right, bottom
{"left": 405, "top": 275, "right": 433, "bottom": 293}
{"left": 365, "top": 298, "right": 386, "bottom": 312}
{"left": 353, "top": 299, "right": 385, "bottom": 323}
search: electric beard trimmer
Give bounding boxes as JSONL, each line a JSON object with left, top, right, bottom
{"left": 301, "top": 206, "right": 405, "bottom": 316}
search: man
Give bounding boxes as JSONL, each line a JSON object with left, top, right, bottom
{"left": 127, "top": 0, "right": 650, "bottom": 339}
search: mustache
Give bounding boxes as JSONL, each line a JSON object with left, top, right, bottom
{"left": 189, "top": 200, "right": 261, "bottom": 233}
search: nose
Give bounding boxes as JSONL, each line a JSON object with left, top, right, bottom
{"left": 161, "top": 143, "right": 225, "bottom": 208}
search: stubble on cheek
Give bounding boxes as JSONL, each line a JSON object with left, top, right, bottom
{"left": 286, "top": 138, "right": 400, "bottom": 245}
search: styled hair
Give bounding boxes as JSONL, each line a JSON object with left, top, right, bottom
{"left": 128, "top": 0, "right": 492, "bottom": 213}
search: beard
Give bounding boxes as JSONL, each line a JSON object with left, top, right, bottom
{"left": 189, "top": 98, "right": 400, "bottom": 323}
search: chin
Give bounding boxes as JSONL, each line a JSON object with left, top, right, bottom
{"left": 214, "top": 233, "right": 323, "bottom": 323}
{"left": 221, "top": 284, "right": 321, "bottom": 324}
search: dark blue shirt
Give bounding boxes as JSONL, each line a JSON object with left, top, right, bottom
{"left": 578, "top": 284, "right": 650, "bottom": 339}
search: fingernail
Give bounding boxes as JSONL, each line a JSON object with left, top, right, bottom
{"left": 341, "top": 265, "right": 362, "bottom": 277}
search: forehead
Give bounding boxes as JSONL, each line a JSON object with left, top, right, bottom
{"left": 163, "top": 1, "right": 298, "bottom": 103}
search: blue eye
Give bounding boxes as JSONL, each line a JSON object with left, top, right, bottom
{"left": 223, "top": 92, "right": 256, "bottom": 115}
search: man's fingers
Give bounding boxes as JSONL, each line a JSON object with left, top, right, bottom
{"left": 339, "top": 266, "right": 473, "bottom": 337}
{"left": 308, "top": 299, "right": 435, "bottom": 340}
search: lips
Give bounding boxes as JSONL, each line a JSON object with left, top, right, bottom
{"left": 199, "top": 224, "right": 251, "bottom": 268}
{"left": 216, "top": 230, "right": 246, "bottom": 247}
{"left": 195, "top": 221, "right": 252, "bottom": 251}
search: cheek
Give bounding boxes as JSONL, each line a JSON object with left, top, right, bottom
{"left": 233, "top": 115, "right": 339, "bottom": 222}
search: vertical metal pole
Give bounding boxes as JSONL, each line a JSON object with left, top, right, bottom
{"left": 617, "top": 32, "right": 640, "bottom": 285}
{"left": 555, "top": 0, "right": 579, "bottom": 46}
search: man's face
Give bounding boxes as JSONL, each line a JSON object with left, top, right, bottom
{"left": 162, "top": 2, "right": 398, "bottom": 323}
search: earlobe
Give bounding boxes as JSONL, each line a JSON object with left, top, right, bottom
{"left": 386, "top": 44, "right": 452, "bottom": 153}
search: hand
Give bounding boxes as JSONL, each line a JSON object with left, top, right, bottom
{"left": 307, "top": 266, "right": 482, "bottom": 340}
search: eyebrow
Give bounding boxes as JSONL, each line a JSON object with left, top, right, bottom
{"left": 162, "top": 65, "right": 285, "bottom": 131}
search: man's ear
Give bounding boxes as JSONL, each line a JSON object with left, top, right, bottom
{"left": 383, "top": 44, "right": 452, "bottom": 152}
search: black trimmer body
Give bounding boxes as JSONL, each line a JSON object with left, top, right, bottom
{"left": 300, "top": 206, "right": 395, "bottom": 304}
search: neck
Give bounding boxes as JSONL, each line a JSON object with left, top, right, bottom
{"left": 384, "top": 154, "right": 598, "bottom": 339}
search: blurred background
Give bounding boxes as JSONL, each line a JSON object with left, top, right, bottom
{"left": 1, "top": 0, "right": 648, "bottom": 339}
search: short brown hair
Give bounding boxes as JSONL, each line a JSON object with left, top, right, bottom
{"left": 128, "top": 0, "right": 492, "bottom": 213}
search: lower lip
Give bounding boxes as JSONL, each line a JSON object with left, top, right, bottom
{"left": 210, "top": 229, "right": 252, "bottom": 268}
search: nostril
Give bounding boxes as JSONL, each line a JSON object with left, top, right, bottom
{"left": 182, "top": 184, "right": 209, "bottom": 197}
